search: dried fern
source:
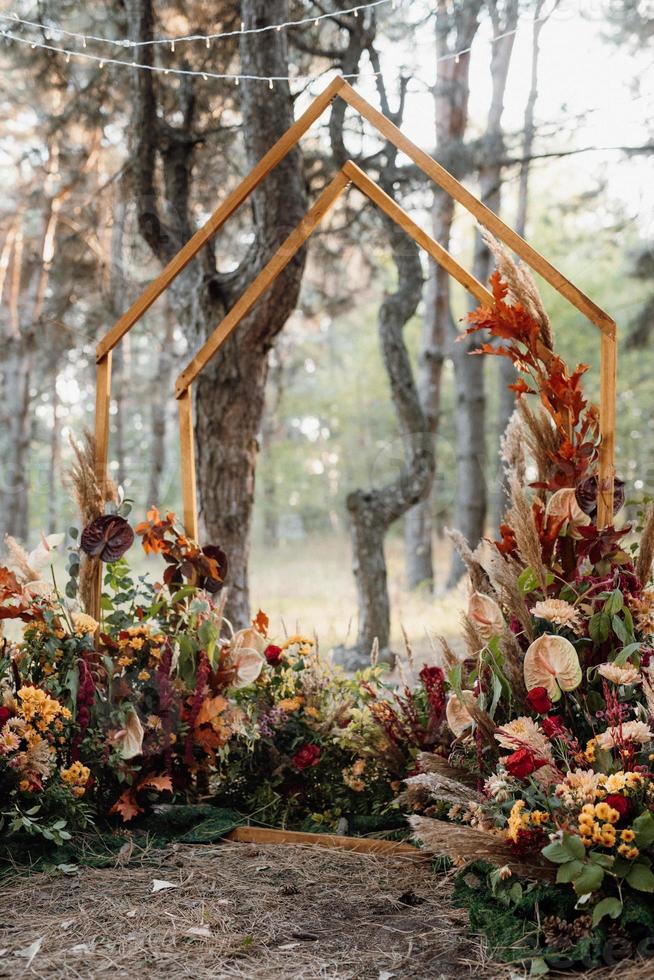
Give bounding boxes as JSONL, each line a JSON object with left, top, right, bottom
{"left": 409, "top": 814, "right": 555, "bottom": 880}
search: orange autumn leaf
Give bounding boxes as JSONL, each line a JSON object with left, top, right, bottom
{"left": 195, "top": 695, "right": 228, "bottom": 729}
{"left": 109, "top": 789, "right": 143, "bottom": 823}
{"left": 252, "top": 609, "right": 269, "bottom": 635}
{"left": 138, "top": 773, "right": 173, "bottom": 793}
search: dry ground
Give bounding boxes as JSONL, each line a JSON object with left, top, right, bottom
{"left": 3, "top": 841, "right": 654, "bottom": 979}
{"left": 0, "top": 841, "right": 498, "bottom": 979}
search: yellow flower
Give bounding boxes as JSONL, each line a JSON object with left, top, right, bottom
{"left": 304, "top": 706, "right": 320, "bottom": 719}
{"left": 138, "top": 670, "right": 150, "bottom": 681}
{"left": 620, "top": 829, "right": 636, "bottom": 843}
{"left": 60, "top": 760, "right": 90, "bottom": 792}
{"left": 19, "top": 779, "right": 31, "bottom": 792}
{"left": 507, "top": 801, "right": 529, "bottom": 842}
{"left": 278, "top": 697, "right": 303, "bottom": 713}
{"left": 529, "top": 811, "right": 550, "bottom": 827}
{"left": 584, "top": 738, "right": 597, "bottom": 763}
{"left": 595, "top": 802, "right": 611, "bottom": 822}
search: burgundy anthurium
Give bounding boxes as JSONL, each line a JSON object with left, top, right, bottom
{"left": 81, "top": 515, "right": 135, "bottom": 562}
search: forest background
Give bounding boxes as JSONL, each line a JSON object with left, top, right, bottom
{"left": 1, "top": 0, "right": 653, "bottom": 660}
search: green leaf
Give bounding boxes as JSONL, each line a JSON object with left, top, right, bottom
{"left": 589, "top": 852, "right": 614, "bottom": 869}
{"left": 529, "top": 956, "right": 550, "bottom": 976}
{"left": 556, "top": 859, "right": 584, "bottom": 883}
{"left": 592, "top": 897, "right": 623, "bottom": 926}
{"left": 626, "top": 863, "right": 654, "bottom": 892}
{"left": 518, "top": 567, "right": 540, "bottom": 595}
{"left": 611, "top": 615, "right": 629, "bottom": 644}
{"left": 573, "top": 863, "right": 604, "bottom": 895}
{"left": 614, "top": 641, "right": 641, "bottom": 665}
{"left": 542, "top": 834, "right": 585, "bottom": 864}
{"left": 604, "top": 589, "right": 624, "bottom": 615}
{"left": 633, "top": 811, "right": 654, "bottom": 849}
{"left": 589, "top": 611, "right": 611, "bottom": 644}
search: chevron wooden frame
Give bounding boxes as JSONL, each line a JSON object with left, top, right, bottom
{"left": 93, "top": 75, "right": 617, "bottom": 618}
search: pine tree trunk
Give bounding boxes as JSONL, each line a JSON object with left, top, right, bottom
{"left": 347, "top": 217, "right": 430, "bottom": 660}
{"left": 127, "top": 0, "right": 307, "bottom": 628}
{"left": 492, "top": 0, "right": 547, "bottom": 530}
{"left": 447, "top": 0, "right": 518, "bottom": 587}
{"left": 405, "top": 0, "right": 481, "bottom": 592}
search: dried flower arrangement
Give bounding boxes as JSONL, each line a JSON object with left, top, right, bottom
{"left": 407, "top": 236, "right": 654, "bottom": 969}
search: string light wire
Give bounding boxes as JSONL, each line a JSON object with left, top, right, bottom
{"left": 0, "top": 18, "right": 541, "bottom": 86}
{"left": 0, "top": 1, "right": 392, "bottom": 49}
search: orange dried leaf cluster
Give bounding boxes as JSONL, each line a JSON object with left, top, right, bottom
{"left": 465, "top": 272, "right": 599, "bottom": 490}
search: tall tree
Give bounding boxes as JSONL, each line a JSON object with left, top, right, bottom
{"left": 126, "top": 0, "right": 307, "bottom": 627}
{"left": 446, "top": 0, "right": 519, "bottom": 587}
{"left": 491, "top": 0, "right": 553, "bottom": 529}
{"left": 405, "top": 0, "right": 483, "bottom": 592}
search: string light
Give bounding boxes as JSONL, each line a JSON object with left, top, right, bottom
{"left": 0, "top": 1, "right": 394, "bottom": 50}
{"left": 0, "top": 10, "right": 556, "bottom": 87}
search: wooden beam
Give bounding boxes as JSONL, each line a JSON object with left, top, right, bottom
{"left": 597, "top": 329, "right": 617, "bottom": 527}
{"left": 343, "top": 161, "right": 493, "bottom": 307}
{"left": 176, "top": 169, "right": 351, "bottom": 396}
{"left": 226, "top": 826, "right": 427, "bottom": 861}
{"left": 90, "top": 352, "right": 112, "bottom": 620}
{"left": 95, "top": 76, "right": 346, "bottom": 362}
{"left": 338, "top": 81, "right": 616, "bottom": 339}
{"left": 178, "top": 386, "right": 199, "bottom": 540}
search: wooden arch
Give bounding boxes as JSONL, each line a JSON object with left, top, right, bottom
{"left": 94, "top": 75, "right": 617, "bottom": 612}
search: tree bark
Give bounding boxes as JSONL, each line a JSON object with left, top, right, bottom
{"left": 492, "top": 0, "right": 549, "bottom": 529}
{"left": 405, "top": 0, "right": 482, "bottom": 591}
{"left": 126, "top": 0, "right": 307, "bottom": 627}
{"left": 446, "top": 0, "right": 518, "bottom": 588}
{"left": 346, "top": 217, "right": 430, "bottom": 658}
{"left": 147, "top": 313, "right": 175, "bottom": 507}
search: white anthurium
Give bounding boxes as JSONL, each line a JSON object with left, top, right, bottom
{"left": 446, "top": 691, "right": 476, "bottom": 738}
{"left": 524, "top": 633, "right": 582, "bottom": 701}
{"left": 114, "top": 709, "right": 144, "bottom": 760}
{"left": 230, "top": 647, "right": 265, "bottom": 689}
{"left": 229, "top": 628, "right": 266, "bottom": 688}
{"left": 545, "top": 488, "right": 591, "bottom": 539}
{"left": 230, "top": 627, "right": 267, "bottom": 655}
{"left": 467, "top": 591, "right": 504, "bottom": 640}
{"left": 27, "top": 532, "right": 65, "bottom": 572}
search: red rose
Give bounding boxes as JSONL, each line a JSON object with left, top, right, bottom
{"left": 605, "top": 794, "right": 631, "bottom": 820}
{"left": 541, "top": 715, "right": 567, "bottom": 738}
{"left": 526, "top": 687, "right": 553, "bottom": 714}
{"left": 264, "top": 644, "right": 283, "bottom": 667}
{"left": 0, "top": 705, "right": 12, "bottom": 727}
{"left": 505, "top": 747, "right": 547, "bottom": 779}
{"left": 292, "top": 744, "right": 321, "bottom": 771}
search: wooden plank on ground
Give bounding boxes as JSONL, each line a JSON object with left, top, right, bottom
{"left": 226, "top": 825, "right": 428, "bottom": 861}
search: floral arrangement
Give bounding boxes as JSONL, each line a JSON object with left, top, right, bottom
{"left": 407, "top": 237, "right": 654, "bottom": 966}
{"left": 0, "top": 441, "right": 443, "bottom": 849}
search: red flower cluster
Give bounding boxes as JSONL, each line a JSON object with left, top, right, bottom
{"left": 292, "top": 743, "right": 321, "bottom": 771}
{"left": 419, "top": 665, "right": 446, "bottom": 723}
{"left": 505, "top": 747, "right": 548, "bottom": 779}
{"left": 526, "top": 687, "right": 553, "bottom": 714}
{"left": 605, "top": 794, "right": 631, "bottom": 820}
{"left": 264, "top": 644, "right": 283, "bottom": 667}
